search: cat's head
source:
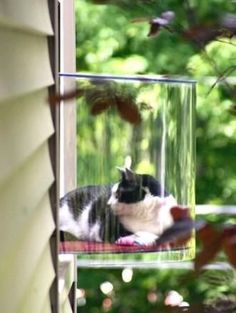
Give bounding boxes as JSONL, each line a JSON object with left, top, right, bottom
{"left": 108, "top": 167, "right": 168, "bottom": 206}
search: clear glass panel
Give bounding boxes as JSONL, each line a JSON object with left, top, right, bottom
{"left": 59, "top": 73, "right": 196, "bottom": 267}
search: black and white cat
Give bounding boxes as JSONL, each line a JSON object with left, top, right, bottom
{"left": 59, "top": 168, "right": 177, "bottom": 246}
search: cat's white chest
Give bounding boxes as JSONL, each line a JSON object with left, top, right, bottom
{"left": 113, "top": 194, "right": 176, "bottom": 235}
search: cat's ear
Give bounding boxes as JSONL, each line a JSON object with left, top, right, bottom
{"left": 116, "top": 166, "right": 135, "bottom": 181}
{"left": 124, "top": 167, "right": 136, "bottom": 181}
{"left": 116, "top": 166, "right": 125, "bottom": 173}
{"left": 116, "top": 166, "right": 126, "bottom": 181}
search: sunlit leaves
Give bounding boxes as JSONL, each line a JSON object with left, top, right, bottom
{"left": 73, "top": 1, "right": 236, "bottom": 310}
{"left": 188, "top": 39, "right": 236, "bottom": 77}
{"left": 229, "top": 103, "right": 236, "bottom": 116}
{"left": 101, "top": 55, "right": 148, "bottom": 74}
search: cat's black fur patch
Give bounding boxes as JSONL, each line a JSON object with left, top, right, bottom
{"left": 116, "top": 171, "right": 168, "bottom": 204}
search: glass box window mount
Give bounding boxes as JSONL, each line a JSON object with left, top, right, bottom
{"left": 59, "top": 72, "right": 196, "bottom": 267}
{"left": 59, "top": 72, "right": 196, "bottom": 85}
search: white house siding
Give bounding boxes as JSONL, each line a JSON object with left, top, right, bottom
{"left": 0, "top": 0, "right": 57, "bottom": 312}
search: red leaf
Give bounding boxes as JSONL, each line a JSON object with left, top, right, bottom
{"left": 173, "top": 233, "right": 192, "bottom": 247}
{"left": 223, "top": 226, "right": 236, "bottom": 268}
{"left": 223, "top": 241, "right": 236, "bottom": 268}
{"left": 116, "top": 99, "right": 141, "bottom": 125}
{"left": 223, "top": 225, "right": 236, "bottom": 239}
{"left": 197, "top": 224, "right": 219, "bottom": 247}
{"left": 48, "top": 88, "right": 84, "bottom": 105}
{"left": 155, "top": 219, "right": 198, "bottom": 246}
{"left": 133, "top": 11, "right": 175, "bottom": 38}
{"left": 195, "top": 224, "right": 223, "bottom": 271}
{"left": 183, "top": 25, "right": 222, "bottom": 46}
{"left": 170, "top": 206, "right": 190, "bottom": 221}
{"left": 194, "top": 242, "right": 221, "bottom": 271}
{"left": 147, "top": 22, "right": 161, "bottom": 37}
{"left": 90, "top": 100, "right": 111, "bottom": 115}
{"left": 147, "top": 11, "right": 175, "bottom": 37}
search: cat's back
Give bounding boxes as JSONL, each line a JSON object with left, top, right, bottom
{"left": 60, "top": 185, "right": 112, "bottom": 217}
{"left": 59, "top": 184, "right": 114, "bottom": 240}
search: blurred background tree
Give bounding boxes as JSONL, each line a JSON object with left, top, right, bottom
{"left": 76, "top": 0, "right": 236, "bottom": 204}
{"left": 73, "top": 0, "right": 236, "bottom": 311}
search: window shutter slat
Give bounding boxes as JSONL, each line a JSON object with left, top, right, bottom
{"left": 0, "top": 195, "right": 55, "bottom": 312}
{"left": 0, "top": 89, "right": 54, "bottom": 184}
{"left": 0, "top": 28, "right": 54, "bottom": 103}
{"left": 0, "top": 0, "right": 53, "bottom": 35}
{"left": 19, "top": 245, "right": 55, "bottom": 313}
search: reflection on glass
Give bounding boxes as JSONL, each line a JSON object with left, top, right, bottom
{"left": 60, "top": 73, "right": 196, "bottom": 267}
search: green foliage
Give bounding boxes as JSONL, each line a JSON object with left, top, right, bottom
{"left": 188, "top": 40, "right": 236, "bottom": 203}
{"left": 74, "top": 0, "right": 236, "bottom": 311}
{"left": 77, "top": 267, "right": 236, "bottom": 311}
{"left": 75, "top": 0, "right": 236, "bottom": 204}
{"left": 76, "top": 0, "right": 195, "bottom": 74}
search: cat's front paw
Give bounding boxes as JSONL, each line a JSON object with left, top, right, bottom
{"left": 115, "top": 234, "right": 137, "bottom": 246}
{"left": 116, "top": 232, "right": 158, "bottom": 247}
{"left": 133, "top": 231, "right": 158, "bottom": 246}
